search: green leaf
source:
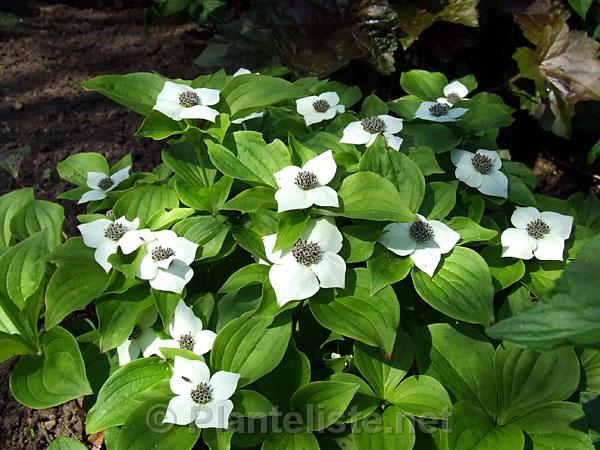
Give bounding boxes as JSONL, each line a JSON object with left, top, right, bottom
{"left": 360, "top": 94, "right": 388, "bottom": 116}
{"left": 494, "top": 343, "right": 580, "bottom": 425}
{"left": 47, "top": 436, "right": 89, "bottom": 450}
{"left": 222, "top": 187, "right": 276, "bottom": 212}
{"left": 274, "top": 210, "right": 310, "bottom": 252}
{"left": 447, "top": 216, "right": 497, "bottom": 244}
{"left": 113, "top": 185, "right": 179, "bottom": 225}
{"left": 172, "top": 215, "right": 230, "bottom": 259}
{"left": 411, "top": 247, "right": 494, "bottom": 325}
{"left": 57, "top": 152, "right": 109, "bottom": 187}
{"left": 419, "top": 181, "right": 458, "bottom": 219}
{"left": 290, "top": 381, "right": 359, "bottom": 431}
{"left": 0, "top": 331, "right": 34, "bottom": 363}
{"left": 407, "top": 147, "right": 444, "bottom": 176}
{"left": 458, "top": 93, "right": 515, "bottom": 134}
{"left": 569, "top": 0, "right": 593, "bottom": 19}
{"left": 340, "top": 225, "right": 382, "bottom": 264}
{"left": 10, "top": 327, "right": 92, "bottom": 408}
{"left": 152, "top": 289, "right": 181, "bottom": 329}
{"left": 234, "top": 131, "right": 291, "bottom": 188}
{"left": 45, "top": 238, "right": 112, "bottom": 329}
{"left": 207, "top": 140, "right": 264, "bottom": 185}
{"left": 352, "top": 406, "right": 415, "bottom": 450}
{"left": 232, "top": 389, "right": 275, "bottom": 417}
{"left": 449, "top": 402, "right": 524, "bottom": 450}
{"left": 0, "top": 231, "right": 46, "bottom": 309}
{"left": 353, "top": 331, "right": 413, "bottom": 400}
{"left": 210, "top": 313, "right": 292, "bottom": 387}
{"left": 367, "top": 247, "right": 412, "bottom": 295}
{"left": 83, "top": 72, "right": 165, "bottom": 115}
{"left": 387, "top": 375, "right": 451, "bottom": 419}
{"left": 401, "top": 123, "right": 460, "bottom": 152}
{"left": 146, "top": 208, "right": 195, "bottom": 230}
{"left": 310, "top": 268, "right": 400, "bottom": 355}
{"left": 116, "top": 397, "right": 200, "bottom": 450}
{"left": 203, "top": 429, "right": 233, "bottom": 450}
{"left": 0, "top": 188, "right": 34, "bottom": 247}
{"left": 521, "top": 260, "right": 563, "bottom": 298}
{"left": 508, "top": 174, "right": 537, "bottom": 206}
{"left": 337, "top": 172, "right": 413, "bottom": 222}
{"left": 414, "top": 323, "right": 496, "bottom": 418}
{"left": 175, "top": 176, "right": 233, "bottom": 214}
{"left": 487, "top": 235, "right": 600, "bottom": 349}
{"left": 481, "top": 245, "right": 525, "bottom": 292}
{"left": 11, "top": 199, "right": 64, "bottom": 250}
{"left": 328, "top": 372, "right": 379, "bottom": 423}
{"left": 400, "top": 70, "right": 448, "bottom": 100}
{"left": 218, "top": 264, "right": 269, "bottom": 294}
{"left": 86, "top": 358, "right": 172, "bottom": 433}
{"left": 587, "top": 138, "right": 600, "bottom": 164}
{"left": 161, "top": 140, "right": 208, "bottom": 186}
{"left": 513, "top": 402, "right": 594, "bottom": 450}
{"left": 582, "top": 349, "right": 600, "bottom": 392}
{"left": 136, "top": 111, "right": 187, "bottom": 140}
{"left": 262, "top": 431, "right": 320, "bottom": 450}
{"left": 359, "top": 141, "right": 425, "bottom": 212}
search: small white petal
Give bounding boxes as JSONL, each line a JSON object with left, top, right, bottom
{"left": 163, "top": 395, "right": 198, "bottom": 425}
{"left": 275, "top": 187, "right": 312, "bottom": 213}
{"left": 262, "top": 234, "right": 295, "bottom": 265}
{"left": 540, "top": 212, "right": 573, "bottom": 240}
{"left": 448, "top": 108, "right": 468, "bottom": 119}
{"left": 319, "top": 92, "right": 340, "bottom": 107}
{"left": 384, "top": 133, "right": 403, "bottom": 151}
{"left": 119, "top": 229, "right": 154, "bottom": 255}
{"left": 78, "top": 189, "right": 107, "bottom": 204}
{"left": 380, "top": 115, "right": 403, "bottom": 134}
{"left": 429, "top": 221, "right": 460, "bottom": 254}
{"left": 436, "top": 97, "right": 452, "bottom": 106}
{"left": 511, "top": 207, "right": 541, "bottom": 229}
{"left": 193, "top": 88, "right": 220, "bottom": 106}
{"left": 303, "top": 111, "right": 326, "bottom": 126}
{"left": 302, "top": 150, "right": 336, "bottom": 185}
{"left": 533, "top": 234, "right": 566, "bottom": 261}
{"left": 269, "top": 262, "right": 320, "bottom": 305}
{"left": 170, "top": 374, "right": 195, "bottom": 396}
{"left": 170, "top": 300, "right": 204, "bottom": 340}
{"left": 195, "top": 400, "right": 233, "bottom": 429}
{"left": 233, "top": 68, "right": 251, "bottom": 76}
{"left": 501, "top": 228, "right": 537, "bottom": 260}
{"left": 379, "top": 223, "right": 417, "bottom": 256}
{"left": 443, "top": 81, "right": 468, "bottom": 99}
{"left": 311, "top": 252, "right": 346, "bottom": 288}
{"left": 296, "top": 96, "right": 319, "bottom": 115}
{"left": 322, "top": 108, "right": 338, "bottom": 120}
{"left": 136, "top": 327, "right": 158, "bottom": 351}
{"left": 274, "top": 165, "right": 303, "bottom": 189}
{"left": 231, "top": 111, "right": 264, "bottom": 124}
{"left": 143, "top": 338, "right": 178, "bottom": 358}
{"left": 455, "top": 163, "right": 483, "bottom": 188}
{"left": 94, "top": 240, "right": 119, "bottom": 272}
{"left": 116, "top": 339, "right": 140, "bottom": 366}
{"left": 174, "top": 356, "right": 210, "bottom": 385}
{"left": 411, "top": 247, "right": 442, "bottom": 277}
{"left": 158, "top": 81, "right": 190, "bottom": 99}
{"left": 171, "top": 237, "right": 199, "bottom": 265}
{"left": 210, "top": 371, "right": 240, "bottom": 400}
{"left": 340, "top": 121, "right": 372, "bottom": 145}
{"left": 336, "top": 105, "right": 345, "bottom": 113}
{"left": 193, "top": 330, "right": 217, "bottom": 356}
{"left": 414, "top": 102, "right": 439, "bottom": 121}
{"left": 110, "top": 166, "right": 131, "bottom": 187}
{"left": 116, "top": 216, "right": 139, "bottom": 230}
{"left": 137, "top": 253, "right": 159, "bottom": 280}
{"left": 153, "top": 99, "right": 184, "bottom": 121}
{"left": 365, "top": 133, "right": 378, "bottom": 148}
{"left": 307, "top": 186, "right": 339, "bottom": 208}
{"left": 78, "top": 219, "right": 112, "bottom": 248}
{"left": 86, "top": 172, "right": 108, "bottom": 189}
{"left": 479, "top": 171, "right": 508, "bottom": 198}
{"left": 302, "top": 217, "right": 343, "bottom": 254}
{"left": 150, "top": 261, "right": 194, "bottom": 294}
{"left": 179, "top": 105, "right": 219, "bottom": 122}
{"left": 451, "top": 149, "right": 474, "bottom": 167}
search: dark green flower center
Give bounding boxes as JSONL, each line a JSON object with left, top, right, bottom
{"left": 312, "top": 99, "right": 330, "bottom": 113}
{"left": 98, "top": 177, "right": 114, "bottom": 190}
{"left": 471, "top": 154, "right": 493, "bottom": 174}
{"left": 152, "top": 246, "right": 175, "bottom": 262}
{"left": 409, "top": 220, "right": 434, "bottom": 243}
{"left": 179, "top": 333, "right": 195, "bottom": 351}
{"left": 361, "top": 117, "right": 386, "bottom": 134}
{"left": 429, "top": 103, "right": 450, "bottom": 117}
{"left": 179, "top": 91, "right": 199, "bottom": 108}
{"left": 294, "top": 170, "right": 319, "bottom": 190}
{"left": 526, "top": 219, "right": 550, "bottom": 239}
{"left": 129, "top": 325, "right": 142, "bottom": 340}
{"left": 191, "top": 382, "right": 213, "bottom": 404}
{"left": 104, "top": 222, "right": 126, "bottom": 241}
{"left": 446, "top": 92, "right": 461, "bottom": 104}
{"left": 292, "top": 239, "right": 322, "bottom": 265}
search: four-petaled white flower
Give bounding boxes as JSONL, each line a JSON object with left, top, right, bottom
{"left": 501, "top": 207, "right": 573, "bottom": 261}
{"left": 414, "top": 101, "right": 468, "bottom": 122}
{"left": 451, "top": 149, "right": 508, "bottom": 198}
{"left": 145, "top": 300, "right": 216, "bottom": 358}
{"left": 78, "top": 166, "right": 131, "bottom": 204}
{"left": 263, "top": 217, "right": 345, "bottom": 306}
{"left": 379, "top": 214, "right": 461, "bottom": 277}
{"left": 340, "top": 115, "right": 404, "bottom": 150}
{"left": 78, "top": 215, "right": 150, "bottom": 272}
{"left": 274, "top": 150, "right": 339, "bottom": 213}
{"left": 296, "top": 92, "right": 345, "bottom": 126}
{"left": 137, "top": 230, "right": 199, "bottom": 294}
{"left": 437, "top": 80, "right": 469, "bottom": 106}
{"left": 116, "top": 307, "right": 159, "bottom": 366}
{"left": 154, "top": 81, "right": 220, "bottom": 122}
{"left": 164, "top": 357, "right": 240, "bottom": 429}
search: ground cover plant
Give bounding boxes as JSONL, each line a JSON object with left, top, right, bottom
{"left": 0, "top": 61, "right": 599, "bottom": 450}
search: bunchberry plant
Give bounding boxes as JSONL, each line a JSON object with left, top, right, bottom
{"left": 0, "top": 67, "right": 598, "bottom": 450}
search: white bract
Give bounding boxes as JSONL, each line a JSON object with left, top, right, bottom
{"left": 263, "top": 217, "right": 345, "bottom": 306}
{"left": 116, "top": 307, "right": 159, "bottom": 366}
{"left": 274, "top": 150, "right": 339, "bottom": 213}
{"left": 145, "top": 300, "right": 216, "bottom": 358}
{"left": 437, "top": 80, "right": 469, "bottom": 106}
{"left": 414, "top": 101, "right": 468, "bottom": 122}
{"left": 78, "top": 215, "right": 150, "bottom": 272}
{"left": 296, "top": 92, "right": 345, "bottom": 126}
{"left": 164, "top": 357, "right": 240, "bottom": 429}
{"left": 154, "top": 81, "right": 220, "bottom": 122}
{"left": 136, "top": 230, "right": 198, "bottom": 294}
{"left": 339, "top": 115, "right": 403, "bottom": 150}
{"left": 451, "top": 149, "right": 508, "bottom": 198}
{"left": 501, "top": 207, "right": 573, "bottom": 261}
{"left": 232, "top": 68, "right": 252, "bottom": 76}
{"left": 78, "top": 166, "right": 130, "bottom": 204}
{"left": 379, "top": 214, "right": 460, "bottom": 277}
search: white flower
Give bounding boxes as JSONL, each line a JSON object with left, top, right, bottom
{"left": 78, "top": 166, "right": 131, "bottom": 204}
{"left": 136, "top": 230, "right": 198, "bottom": 294}
{"left": 379, "top": 215, "right": 460, "bottom": 277}
{"left": 116, "top": 307, "right": 159, "bottom": 366}
{"left": 78, "top": 215, "right": 150, "bottom": 272}
{"left": 437, "top": 80, "right": 469, "bottom": 106}
{"left": 501, "top": 207, "right": 573, "bottom": 261}
{"left": 274, "top": 150, "right": 339, "bottom": 213}
{"left": 231, "top": 111, "right": 264, "bottom": 124}
{"left": 451, "top": 149, "right": 508, "bottom": 198}
{"left": 153, "top": 81, "right": 220, "bottom": 122}
{"left": 145, "top": 300, "right": 216, "bottom": 358}
{"left": 414, "top": 101, "right": 468, "bottom": 122}
{"left": 339, "top": 115, "right": 404, "bottom": 151}
{"left": 164, "top": 356, "right": 240, "bottom": 429}
{"left": 263, "top": 217, "right": 345, "bottom": 306}
{"left": 296, "top": 92, "right": 345, "bottom": 126}
{"left": 233, "top": 68, "right": 252, "bottom": 76}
